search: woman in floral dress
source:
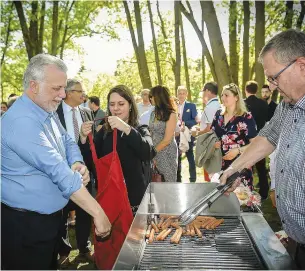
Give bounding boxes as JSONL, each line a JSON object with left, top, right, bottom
{"left": 211, "top": 83, "right": 257, "bottom": 190}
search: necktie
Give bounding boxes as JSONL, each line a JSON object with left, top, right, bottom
{"left": 72, "top": 108, "right": 79, "bottom": 142}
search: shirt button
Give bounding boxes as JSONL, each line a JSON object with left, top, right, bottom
{"left": 294, "top": 119, "right": 297, "bottom": 123}
{"left": 282, "top": 220, "right": 285, "bottom": 224}
{"left": 287, "top": 144, "right": 289, "bottom": 148}
{"left": 277, "top": 195, "right": 279, "bottom": 198}
{"left": 280, "top": 169, "right": 284, "bottom": 173}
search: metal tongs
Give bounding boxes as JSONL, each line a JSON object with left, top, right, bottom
{"left": 178, "top": 168, "right": 248, "bottom": 226}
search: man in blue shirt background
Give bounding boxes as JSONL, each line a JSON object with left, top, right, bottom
{"left": 1, "top": 54, "right": 111, "bottom": 270}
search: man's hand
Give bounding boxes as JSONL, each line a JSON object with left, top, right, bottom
{"left": 223, "top": 148, "right": 239, "bottom": 161}
{"left": 72, "top": 162, "right": 90, "bottom": 186}
{"left": 94, "top": 209, "right": 111, "bottom": 238}
{"left": 219, "top": 166, "right": 241, "bottom": 194}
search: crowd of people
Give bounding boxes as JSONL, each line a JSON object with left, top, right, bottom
{"left": 1, "top": 29, "right": 304, "bottom": 270}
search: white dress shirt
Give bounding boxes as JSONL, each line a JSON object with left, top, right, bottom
{"left": 62, "top": 101, "right": 83, "bottom": 142}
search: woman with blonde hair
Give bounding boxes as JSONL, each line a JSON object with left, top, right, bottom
{"left": 211, "top": 83, "right": 257, "bottom": 190}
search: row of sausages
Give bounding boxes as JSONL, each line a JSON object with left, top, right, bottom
{"left": 146, "top": 215, "right": 224, "bottom": 244}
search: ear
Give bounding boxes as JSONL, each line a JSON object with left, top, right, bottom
{"left": 298, "top": 57, "right": 305, "bottom": 73}
{"left": 29, "top": 80, "right": 39, "bottom": 94}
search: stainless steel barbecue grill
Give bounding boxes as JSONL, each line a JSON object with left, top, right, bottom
{"left": 113, "top": 183, "right": 293, "bottom": 270}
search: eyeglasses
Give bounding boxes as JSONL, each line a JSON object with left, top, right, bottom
{"left": 267, "top": 59, "right": 297, "bottom": 86}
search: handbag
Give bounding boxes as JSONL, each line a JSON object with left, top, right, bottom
{"left": 152, "top": 166, "right": 164, "bottom": 182}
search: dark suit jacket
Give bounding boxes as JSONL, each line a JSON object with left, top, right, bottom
{"left": 56, "top": 102, "right": 94, "bottom": 173}
{"left": 181, "top": 101, "right": 197, "bottom": 129}
{"left": 245, "top": 95, "right": 268, "bottom": 132}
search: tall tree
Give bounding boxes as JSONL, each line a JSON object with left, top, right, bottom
{"left": 255, "top": 1, "right": 265, "bottom": 94}
{"left": 179, "top": 1, "right": 217, "bottom": 82}
{"left": 51, "top": 1, "right": 59, "bottom": 56}
{"left": 296, "top": 1, "right": 305, "bottom": 29}
{"left": 147, "top": 0, "right": 162, "bottom": 85}
{"left": 283, "top": 1, "right": 294, "bottom": 29}
{"left": 123, "top": 1, "right": 152, "bottom": 88}
{"left": 200, "top": 1, "right": 232, "bottom": 89}
{"left": 180, "top": 13, "right": 191, "bottom": 100}
{"left": 229, "top": 0, "right": 238, "bottom": 85}
{"left": 201, "top": 7, "right": 205, "bottom": 87}
{"left": 242, "top": 1, "right": 250, "bottom": 95}
{"left": 174, "top": 1, "right": 181, "bottom": 93}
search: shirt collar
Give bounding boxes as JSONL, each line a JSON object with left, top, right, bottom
{"left": 206, "top": 97, "right": 219, "bottom": 106}
{"left": 21, "top": 93, "right": 50, "bottom": 122}
{"left": 294, "top": 94, "right": 305, "bottom": 110}
{"left": 62, "top": 101, "right": 79, "bottom": 113}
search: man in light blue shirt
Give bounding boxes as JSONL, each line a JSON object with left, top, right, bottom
{"left": 1, "top": 54, "right": 111, "bottom": 270}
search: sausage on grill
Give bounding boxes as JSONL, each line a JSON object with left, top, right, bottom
{"left": 148, "top": 228, "right": 155, "bottom": 243}
{"left": 194, "top": 224, "right": 203, "bottom": 238}
{"left": 151, "top": 221, "right": 160, "bottom": 233}
{"left": 145, "top": 225, "right": 152, "bottom": 238}
{"left": 170, "top": 227, "right": 183, "bottom": 244}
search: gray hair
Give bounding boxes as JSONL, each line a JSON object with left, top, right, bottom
{"left": 259, "top": 29, "right": 305, "bottom": 64}
{"left": 23, "top": 54, "right": 67, "bottom": 90}
{"left": 65, "top": 79, "right": 82, "bottom": 92}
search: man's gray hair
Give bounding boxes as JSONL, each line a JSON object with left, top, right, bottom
{"left": 65, "top": 79, "right": 82, "bottom": 92}
{"left": 23, "top": 54, "right": 67, "bottom": 90}
{"left": 259, "top": 29, "right": 305, "bottom": 64}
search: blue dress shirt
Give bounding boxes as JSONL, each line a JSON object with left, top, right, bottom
{"left": 1, "top": 94, "right": 83, "bottom": 214}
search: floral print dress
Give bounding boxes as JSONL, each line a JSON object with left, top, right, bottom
{"left": 211, "top": 110, "right": 257, "bottom": 190}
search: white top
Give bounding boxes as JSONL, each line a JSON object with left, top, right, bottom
{"left": 137, "top": 103, "right": 152, "bottom": 116}
{"left": 200, "top": 98, "right": 221, "bottom": 130}
{"left": 62, "top": 101, "right": 83, "bottom": 142}
{"left": 139, "top": 106, "right": 154, "bottom": 126}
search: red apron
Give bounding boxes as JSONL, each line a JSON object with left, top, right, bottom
{"left": 88, "top": 129, "right": 133, "bottom": 270}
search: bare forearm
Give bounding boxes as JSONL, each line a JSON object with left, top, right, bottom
{"left": 70, "top": 186, "right": 105, "bottom": 218}
{"left": 156, "top": 139, "right": 170, "bottom": 152}
{"left": 232, "top": 136, "right": 275, "bottom": 171}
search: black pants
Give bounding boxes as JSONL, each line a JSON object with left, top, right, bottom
{"left": 255, "top": 158, "right": 269, "bottom": 199}
{"left": 177, "top": 136, "right": 197, "bottom": 182}
{"left": 287, "top": 237, "right": 305, "bottom": 270}
{"left": 1, "top": 203, "right": 62, "bottom": 270}
{"left": 58, "top": 181, "right": 92, "bottom": 256}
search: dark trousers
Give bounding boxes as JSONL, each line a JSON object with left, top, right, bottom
{"left": 58, "top": 181, "right": 92, "bottom": 256}
{"left": 177, "top": 136, "right": 197, "bottom": 182}
{"left": 287, "top": 237, "right": 305, "bottom": 270}
{"left": 255, "top": 158, "right": 269, "bottom": 199}
{"left": 1, "top": 203, "right": 62, "bottom": 270}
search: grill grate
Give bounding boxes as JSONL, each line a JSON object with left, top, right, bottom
{"left": 138, "top": 217, "right": 265, "bottom": 270}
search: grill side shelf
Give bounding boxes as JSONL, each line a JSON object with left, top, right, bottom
{"left": 138, "top": 216, "right": 265, "bottom": 270}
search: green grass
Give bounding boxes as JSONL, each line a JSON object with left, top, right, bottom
{"left": 62, "top": 156, "right": 282, "bottom": 270}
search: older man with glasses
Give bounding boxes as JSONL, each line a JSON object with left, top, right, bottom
{"left": 220, "top": 29, "right": 305, "bottom": 270}
{"left": 137, "top": 89, "right": 153, "bottom": 117}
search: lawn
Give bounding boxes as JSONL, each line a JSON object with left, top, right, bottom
{"left": 61, "top": 155, "right": 282, "bottom": 270}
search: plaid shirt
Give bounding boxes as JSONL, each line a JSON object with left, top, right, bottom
{"left": 259, "top": 95, "right": 305, "bottom": 244}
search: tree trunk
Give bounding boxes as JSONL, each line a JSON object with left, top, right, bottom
{"left": 147, "top": 0, "right": 162, "bottom": 85}
{"left": 296, "top": 1, "right": 305, "bottom": 29}
{"left": 255, "top": 1, "right": 265, "bottom": 95}
{"left": 180, "top": 1, "right": 217, "bottom": 82}
{"left": 229, "top": 0, "right": 238, "bottom": 85}
{"left": 200, "top": 1, "right": 232, "bottom": 90}
{"left": 13, "top": 1, "right": 33, "bottom": 60}
{"left": 51, "top": 1, "right": 59, "bottom": 56}
{"left": 180, "top": 13, "right": 191, "bottom": 101}
{"left": 174, "top": 1, "right": 181, "bottom": 93}
{"left": 201, "top": 8, "right": 205, "bottom": 87}
{"left": 134, "top": 1, "right": 152, "bottom": 88}
{"left": 1, "top": 3, "right": 14, "bottom": 66}
{"left": 38, "top": 1, "right": 45, "bottom": 54}
{"left": 29, "top": 2, "right": 39, "bottom": 55}
{"left": 283, "top": 1, "right": 294, "bottom": 29}
{"left": 242, "top": 1, "right": 250, "bottom": 96}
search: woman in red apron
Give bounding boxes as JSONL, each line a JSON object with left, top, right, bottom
{"left": 79, "top": 85, "right": 156, "bottom": 269}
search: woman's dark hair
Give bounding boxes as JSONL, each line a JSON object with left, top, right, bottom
{"left": 150, "top": 85, "right": 176, "bottom": 121}
{"left": 105, "top": 85, "right": 139, "bottom": 132}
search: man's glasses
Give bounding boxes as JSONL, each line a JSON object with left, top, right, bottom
{"left": 71, "top": 89, "right": 85, "bottom": 94}
{"left": 267, "top": 59, "right": 297, "bottom": 86}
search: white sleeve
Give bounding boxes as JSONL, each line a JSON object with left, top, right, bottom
{"left": 200, "top": 113, "right": 207, "bottom": 130}
{"left": 269, "top": 150, "right": 277, "bottom": 190}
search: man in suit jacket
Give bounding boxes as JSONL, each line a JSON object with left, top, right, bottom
{"left": 88, "top": 96, "right": 106, "bottom": 128}
{"left": 245, "top": 81, "right": 269, "bottom": 200}
{"left": 56, "top": 79, "right": 94, "bottom": 264}
{"left": 176, "top": 86, "right": 198, "bottom": 182}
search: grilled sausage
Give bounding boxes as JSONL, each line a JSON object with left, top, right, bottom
{"left": 201, "top": 218, "right": 216, "bottom": 229}
{"left": 205, "top": 219, "right": 218, "bottom": 229}
{"left": 161, "top": 217, "right": 174, "bottom": 230}
{"left": 194, "top": 224, "right": 203, "bottom": 238}
{"left": 157, "top": 217, "right": 165, "bottom": 229}
{"left": 148, "top": 228, "right": 155, "bottom": 243}
{"left": 171, "top": 222, "right": 180, "bottom": 229}
{"left": 145, "top": 225, "right": 152, "bottom": 238}
{"left": 185, "top": 224, "right": 191, "bottom": 236}
{"left": 211, "top": 218, "right": 224, "bottom": 229}
{"left": 190, "top": 225, "right": 196, "bottom": 237}
{"left": 156, "top": 229, "right": 167, "bottom": 241}
{"left": 171, "top": 227, "right": 183, "bottom": 244}
{"left": 159, "top": 228, "right": 172, "bottom": 241}
{"left": 151, "top": 221, "right": 160, "bottom": 233}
